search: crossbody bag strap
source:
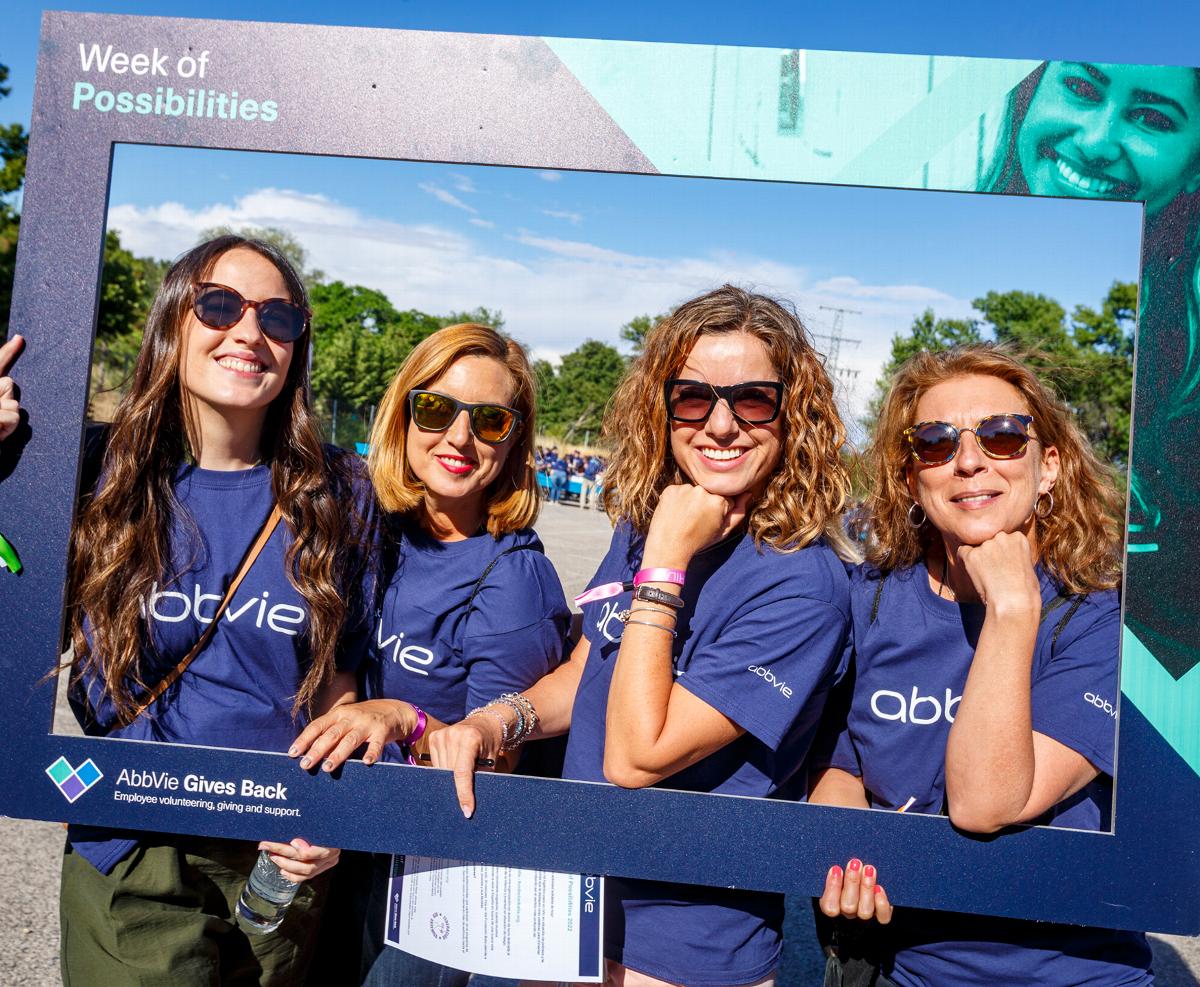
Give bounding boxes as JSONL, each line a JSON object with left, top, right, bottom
{"left": 464, "top": 543, "right": 540, "bottom": 619}
{"left": 124, "top": 504, "right": 284, "bottom": 725}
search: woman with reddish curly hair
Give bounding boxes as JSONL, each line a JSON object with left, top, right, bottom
{"left": 811, "top": 344, "right": 1151, "bottom": 986}
{"left": 432, "top": 284, "right": 856, "bottom": 986}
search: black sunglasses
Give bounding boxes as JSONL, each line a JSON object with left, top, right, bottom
{"left": 408, "top": 390, "right": 523, "bottom": 445}
{"left": 903, "top": 414, "right": 1036, "bottom": 466}
{"left": 665, "top": 379, "right": 784, "bottom": 426}
{"left": 192, "top": 282, "right": 310, "bottom": 344}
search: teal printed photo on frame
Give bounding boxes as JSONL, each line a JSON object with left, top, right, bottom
{"left": 3, "top": 11, "right": 1198, "bottom": 936}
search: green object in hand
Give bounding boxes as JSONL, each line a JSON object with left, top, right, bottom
{"left": 0, "top": 531, "right": 21, "bottom": 574}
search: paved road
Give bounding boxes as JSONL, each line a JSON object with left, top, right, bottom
{"left": 9, "top": 500, "right": 1197, "bottom": 984}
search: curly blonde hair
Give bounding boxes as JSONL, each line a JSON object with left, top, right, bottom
{"left": 368, "top": 323, "right": 540, "bottom": 537}
{"left": 868, "top": 344, "right": 1121, "bottom": 593}
{"left": 602, "top": 285, "right": 854, "bottom": 556}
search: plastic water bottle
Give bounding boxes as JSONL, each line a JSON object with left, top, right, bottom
{"left": 236, "top": 850, "right": 299, "bottom": 934}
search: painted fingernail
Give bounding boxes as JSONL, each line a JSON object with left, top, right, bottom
{"left": 299, "top": 757, "right": 312, "bottom": 769}
{"left": 864, "top": 865, "right": 876, "bottom": 880}
{"left": 875, "top": 885, "right": 884, "bottom": 895}
{"left": 460, "top": 804, "right": 473, "bottom": 819}
{"left": 848, "top": 858, "right": 862, "bottom": 872}
{"left": 829, "top": 864, "right": 842, "bottom": 879}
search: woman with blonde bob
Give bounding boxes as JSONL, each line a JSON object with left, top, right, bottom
{"left": 431, "top": 285, "right": 855, "bottom": 986}
{"left": 811, "top": 345, "right": 1152, "bottom": 986}
{"left": 290, "top": 322, "right": 569, "bottom": 986}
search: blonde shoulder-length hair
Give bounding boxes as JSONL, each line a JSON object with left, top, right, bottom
{"left": 368, "top": 323, "right": 541, "bottom": 537}
{"left": 869, "top": 344, "right": 1122, "bottom": 593}
{"left": 602, "top": 284, "right": 854, "bottom": 557}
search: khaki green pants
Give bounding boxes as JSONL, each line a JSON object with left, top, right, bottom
{"left": 60, "top": 835, "right": 328, "bottom": 987}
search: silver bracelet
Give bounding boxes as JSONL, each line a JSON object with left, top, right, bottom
{"left": 629, "top": 605, "right": 677, "bottom": 620}
{"left": 492, "top": 693, "right": 538, "bottom": 751}
{"left": 624, "top": 618, "right": 678, "bottom": 638}
{"left": 496, "top": 692, "right": 539, "bottom": 743}
{"left": 465, "top": 705, "right": 509, "bottom": 751}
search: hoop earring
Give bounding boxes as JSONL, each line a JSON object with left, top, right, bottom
{"left": 907, "top": 502, "right": 927, "bottom": 528}
{"left": 1035, "top": 491, "right": 1054, "bottom": 519}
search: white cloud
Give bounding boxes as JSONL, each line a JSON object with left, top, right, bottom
{"left": 541, "top": 209, "right": 583, "bottom": 225}
{"left": 417, "top": 182, "right": 477, "bottom": 215}
{"left": 537, "top": 171, "right": 563, "bottom": 182}
{"left": 108, "top": 187, "right": 974, "bottom": 428}
{"left": 450, "top": 173, "right": 478, "bottom": 194}
{"left": 468, "top": 217, "right": 495, "bottom": 229}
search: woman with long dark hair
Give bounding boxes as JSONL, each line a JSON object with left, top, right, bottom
{"left": 430, "top": 286, "right": 855, "bottom": 986}
{"left": 61, "top": 234, "right": 373, "bottom": 985}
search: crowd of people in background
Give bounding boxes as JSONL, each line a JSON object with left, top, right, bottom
{"left": 534, "top": 444, "right": 607, "bottom": 508}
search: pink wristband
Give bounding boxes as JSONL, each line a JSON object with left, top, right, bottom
{"left": 403, "top": 705, "right": 428, "bottom": 765}
{"left": 634, "top": 567, "right": 686, "bottom": 587}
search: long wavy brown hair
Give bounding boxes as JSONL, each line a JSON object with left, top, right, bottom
{"left": 868, "top": 344, "right": 1121, "bottom": 593}
{"left": 368, "top": 323, "right": 540, "bottom": 537}
{"left": 68, "top": 234, "right": 368, "bottom": 724}
{"left": 602, "top": 285, "right": 854, "bottom": 556}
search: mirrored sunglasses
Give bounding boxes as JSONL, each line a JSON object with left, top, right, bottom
{"left": 408, "top": 389, "right": 522, "bottom": 445}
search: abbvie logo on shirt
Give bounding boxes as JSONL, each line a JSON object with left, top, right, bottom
{"left": 870, "top": 687, "right": 961, "bottom": 725}
{"left": 376, "top": 624, "right": 437, "bottom": 676}
{"left": 141, "top": 582, "right": 306, "bottom": 636}
{"left": 747, "top": 664, "right": 793, "bottom": 699}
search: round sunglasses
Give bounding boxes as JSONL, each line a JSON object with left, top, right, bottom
{"left": 903, "top": 413, "right": 1036, "bottom": 466}
{"left": 665, "top": 379, "right": 784, "bottom": 426}
{"left": 192, "top": 283, "right": 310, "bottom": 344}
{"left": 408, "top": 389, "right": 523, "bottom": 445}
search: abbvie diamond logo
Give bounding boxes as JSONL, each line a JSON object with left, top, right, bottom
{"left": 46, "top": 756, "right": 104, "bottom": 803}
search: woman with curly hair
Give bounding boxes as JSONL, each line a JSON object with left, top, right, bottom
{"left": 61, "top": 235, "right": 373, "bottom": 986}
{"left": 811, "top": 345, "right": 1151, "bottom": 986}
{"left": 431, "top": 284, "right": 855, "bottom": 986}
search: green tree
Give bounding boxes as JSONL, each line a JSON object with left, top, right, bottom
{"left": 198, "top": 224, "right": 325, "bottom": 289}
{"left": 620, "top": 313, "right": 666, "bottom": 353}
{"left": 439, "top": 306, "right": 505, "bottom": 334}
{"left": 311, "top": 281, "right": 425, "bottom": 408}
{"left": 864, "top": 284, "right": 1136, "bottom": 465}
{"left": 864, "top": 309, "right": 981, "bottom": 430}
{"left": 548, "top": 339, "right": 626, "bottom": 439}
{"left": 98, "top": 231, "right": 150, "bottom": 339}
{"left": 0, "top": 62, "right": 30, "bottom": 340}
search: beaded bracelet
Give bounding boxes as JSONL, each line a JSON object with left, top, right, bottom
{"left": 465, "top": 705, "right": 510, "bottom": 752}
{"left": 493, "top": 693, "right": 538, "bottom": 751}
{"left": 497, "top": 692, "right": 538, "bottom": 734}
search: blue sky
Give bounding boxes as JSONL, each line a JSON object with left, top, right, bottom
{"left": 2, "top": 0, "right": 1194, "bottom": 422}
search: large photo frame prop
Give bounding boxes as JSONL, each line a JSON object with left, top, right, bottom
{"left": 4, "top": 13, "right": 1198, "bottom": 934}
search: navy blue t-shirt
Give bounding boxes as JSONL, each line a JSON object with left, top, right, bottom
{"left": 70, "top": 454, "right": 373, "bottom": 874}
{"left": 364, "top": 520, "right": 569, "bottom": 760}
{"left": 821, "top": 562, "right": 1151, "bottom": 987}
{"left": 565, "top": 522, "right": 850, "bottom": 986}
